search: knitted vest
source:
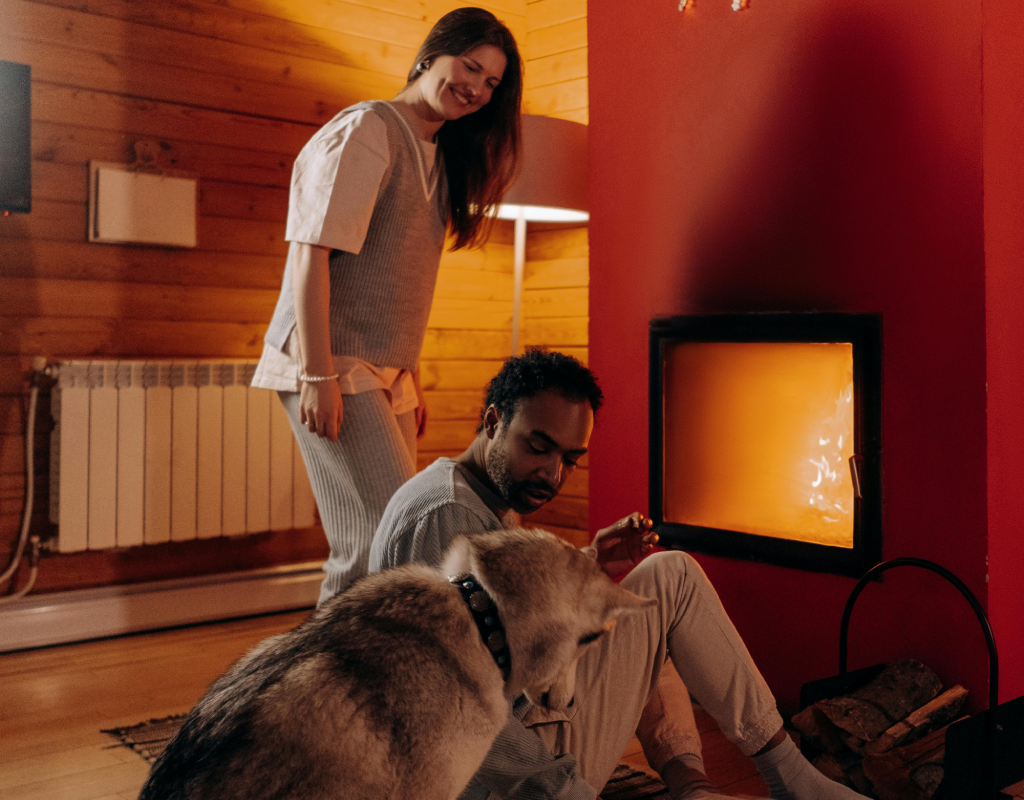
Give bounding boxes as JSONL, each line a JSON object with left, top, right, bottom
{"left": 264, "top": 101, "right": 448, "bottom": 371}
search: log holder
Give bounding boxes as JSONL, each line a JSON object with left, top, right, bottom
{"left": 799, "top": 557, "right": 1024, "bottom": 799}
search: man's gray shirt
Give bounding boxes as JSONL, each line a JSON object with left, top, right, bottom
{"left": 369, "top": 458, "right": 597, "bottom": 800}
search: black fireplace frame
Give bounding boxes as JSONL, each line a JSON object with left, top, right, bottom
{"left": 649, "top": 313, "right": 883, "bottom": 577}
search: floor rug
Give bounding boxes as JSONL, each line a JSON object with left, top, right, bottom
{"left": 599, "top": 765, "right": 671, "bottom": 799}
{"left": 102, "top": 714, "right": 187, "bottom": 764}
{"left": 104, "top": 715, "right": 671, "bottom": 798}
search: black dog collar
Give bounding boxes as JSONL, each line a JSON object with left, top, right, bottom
{"left": 448, "top": 573, "right": 511, "bottom": 681}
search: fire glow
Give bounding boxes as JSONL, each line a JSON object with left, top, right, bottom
{"left": 662, "top": 342, "right": 855, "bottom": 549}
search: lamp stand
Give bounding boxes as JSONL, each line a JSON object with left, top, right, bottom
{"left": 511, "top": 208, "right": 527, "bottom": 356}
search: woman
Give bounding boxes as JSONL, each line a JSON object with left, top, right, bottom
{"left": 251, "top": 8, "right": 523, "bottom": 603}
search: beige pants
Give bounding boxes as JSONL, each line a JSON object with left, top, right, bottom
{"left": 522, "top": 550, "right": 784, "bottom": 793}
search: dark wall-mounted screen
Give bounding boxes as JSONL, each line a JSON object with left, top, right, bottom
{"left": 0, "top": 60, "right": 32, "bottom": 214}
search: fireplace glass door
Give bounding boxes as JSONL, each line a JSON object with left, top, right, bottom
{"left": 650, "top": 314, "right": 881, "bottom": 576}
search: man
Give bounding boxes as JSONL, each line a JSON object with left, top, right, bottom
{"left": 370, "top": 350, "right": 867, "bottom": 800}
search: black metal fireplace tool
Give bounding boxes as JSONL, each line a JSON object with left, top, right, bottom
{"left": 798, "top": 557, "right": 1024, "bottom": 799}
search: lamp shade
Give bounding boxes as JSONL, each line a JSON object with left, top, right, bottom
{"left": 496, "top": 115, "right": 588, "bottom": 222}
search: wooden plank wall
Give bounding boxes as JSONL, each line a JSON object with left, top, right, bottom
{"left": 0, "top": 0, "right": 525, "bottom": 592}
{"left": 523, "top": 0, "right": 587, "bottom": 123}
{"left": 519, "top": 0, "right": 591, "bottom": 546}
{"left": 519, "top": 225, "right": 590, "bottom": 545}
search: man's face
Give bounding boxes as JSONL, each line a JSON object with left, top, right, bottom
{"left": 484, "top": 390, "right": 593, "bottom": 515}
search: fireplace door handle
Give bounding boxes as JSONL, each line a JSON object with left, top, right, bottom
{"left": 848, "top": 455, "right": 863, "bottom": 499}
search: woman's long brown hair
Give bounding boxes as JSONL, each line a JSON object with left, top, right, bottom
{"left": 407, "top": 8, "right": 523, "bottom": 250}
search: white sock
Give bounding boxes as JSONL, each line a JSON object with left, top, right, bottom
{"left": 751, "top": 736, "right": 869, "bottom": 800}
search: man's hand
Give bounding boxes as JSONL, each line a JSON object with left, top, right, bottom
{"left": 584, "top": 512, "right": 659, "bottom": 579}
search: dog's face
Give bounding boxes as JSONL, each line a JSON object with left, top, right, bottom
{"left": 444, "top": 528, "right": 657, "bottom": 711}
{"left": 518, "top": 565, "right": 652, "bottom": 711}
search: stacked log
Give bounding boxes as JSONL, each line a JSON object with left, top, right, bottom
{"left": 791, "top": 660, "right": 968, "bottom": 799}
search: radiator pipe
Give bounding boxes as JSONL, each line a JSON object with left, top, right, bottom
{"left": 0, "top": 359, "right": 47, "bottom": 603}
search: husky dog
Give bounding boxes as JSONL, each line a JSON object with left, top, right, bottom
{"left": 138, "top": 527, "right": 656, "bottom": 800}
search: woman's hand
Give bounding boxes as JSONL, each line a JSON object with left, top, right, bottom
{"left": 413, "top": 364, "right": 428, "bottom": 439}
{"left": 299, "top": 379, "right": 343, "bottom": 441}
{"left": 583, "top": 512, "right": 659, "bottom": 579}
{"left": 291, "top": 242, "right": 339, "bottom": 439}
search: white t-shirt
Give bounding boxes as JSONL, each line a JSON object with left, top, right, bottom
{"left": 251, "top": 105, "right": 438, "bottom": 412}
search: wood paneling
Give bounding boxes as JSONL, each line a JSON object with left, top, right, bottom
{"left": 524, "top": 47, "right": 587, "bottom": 90}
{"left": 4, "top": 0, "right": 398, "bottom": 98}
{"left": 24, "top": 0, "right": 417, "bottom": 78}
{"left": 32, "top": 122, "right": 297, "bottom": 188}
{"left": 525, "top": 225, "right": 588, "bottom": 261}
{"left": 1, "top": 0, "right": 599, "bottom": 592}
{"left": 522, "top": 316, "right": 588, "bottom": 348}
{"left": 519, "top": 0, "right": 590, "bottom": 536}
{"left": 0, "top": 317, "right": 272, "bottom": 359}
{"left": 523, "top": 286, "right": 588, "bottom": 317}
{"left": 0, "top": 278, "right": 280, "bottom": 324}
{"left": 526, "top": 0, "right": 586, "bottom": 32}
{"left": 526, "top": 17, "right": 586, "bottom": 60}
{"left": 520, "top": 228, "right": 589, "bottom": 534}
{"left": 0, "top": 35, "right": 351, "bottom": 128}
{"left": 31, "top": 83, "right": 316, "bottom": 156}
{"left": 523, "top": 76, "right": 588, "bottom": 118}
{"left": 523, "top": 0, "right": 586, "bottom": 118}
{"left": 524, "top": 256, "right": 589, "bottom": 288}
{"left": 1, "top": 0, "right": 532, "bottom": 593}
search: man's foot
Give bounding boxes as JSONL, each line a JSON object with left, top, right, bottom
{"left": 660, "top": 755, "right": 717, "bottom": 800}
{"left": 752, "top": 736, "right": 868, "bottom": 800}
{"left": 659, "top": 756, "right": 766, "bottom": 800}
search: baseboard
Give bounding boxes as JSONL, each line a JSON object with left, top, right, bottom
{"left": 0, "top": 561, "right": 322, "bottom": 653}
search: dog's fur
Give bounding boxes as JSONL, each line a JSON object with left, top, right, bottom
{"left": 137, "top": 527, "right": 656, "bottom": 800}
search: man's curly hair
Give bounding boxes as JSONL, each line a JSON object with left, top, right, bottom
{"left": 477, "top": 349, "right": 603, "bottom": 431}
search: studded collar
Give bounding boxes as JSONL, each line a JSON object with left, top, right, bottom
{"left": 448, "top": 573, "right": 511, "bottom": 681}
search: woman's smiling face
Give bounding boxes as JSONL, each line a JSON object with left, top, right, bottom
{"left": 420, "top": 44, "right": 507, "bottom": 121}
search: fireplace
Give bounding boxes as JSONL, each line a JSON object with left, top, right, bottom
{"left": 649, "top": 314, "right": 882, "bottom": 576}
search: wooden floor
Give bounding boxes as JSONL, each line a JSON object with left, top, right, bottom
{"left": 0, "top": 612, "right": 768, "bottom": 799}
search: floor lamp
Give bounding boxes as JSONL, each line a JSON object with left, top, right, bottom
{"left": 496, "top": 115, "right": 589, "bottom": 356}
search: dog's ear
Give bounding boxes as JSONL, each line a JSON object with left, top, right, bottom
{"left": 441, "top": 535, "right": 476, "bottom": 578}
{"left": 600, "top": 583, "right": 657, "bottom": 627}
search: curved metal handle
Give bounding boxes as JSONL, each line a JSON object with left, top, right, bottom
{"left": 839, "top": 557, "right": 998, "bottom": 711}
{"left": 839, "top": 557, "right": 1000, "bottom": 798}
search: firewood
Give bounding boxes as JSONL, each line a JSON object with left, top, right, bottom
{"left": 910, "top": 764, "right": 944, "bottom": 796}
{"left": 816, "top": 660, "right": 943, "bottom": 742}
{"left": 841, "top": 732, "right": 867, "bottom": 755}
{"left": 792, "top": 705, "right": 849, "bottom": 754}
{"left": 848, "top": 764, "right": 874, "bottom": 796}
{"left": 863, "top": 685, "right": 968, "bottom": 755}
{"left": 812, "top": 753, "right": 849, "bottom": 784}
{"left": 861, "top": 723, "right": 954, "bottom": 800}
{"left": 809, "top": 748, "right": 873, "bottom": 795}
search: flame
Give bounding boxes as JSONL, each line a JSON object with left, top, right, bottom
{"left": 662, "top": 342, "right": 855, "bottom": 548}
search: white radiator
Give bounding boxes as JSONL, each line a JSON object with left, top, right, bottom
{"left": 49, "top": 360, "right": 317, "bottom": 553}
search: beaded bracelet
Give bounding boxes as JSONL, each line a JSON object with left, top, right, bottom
{"left": 299, "top": 373, "right": 340, "bottom": 383}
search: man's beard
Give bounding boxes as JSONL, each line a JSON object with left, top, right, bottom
{"left": 485, "top": 433, "right": 556, "bottom": 515}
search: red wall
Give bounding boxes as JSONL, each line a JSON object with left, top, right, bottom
{"left": 983, "top": 0, "right": 1024, "bottom": 704}
{"left": 588, "top": 0, "right": 1014, "bottom": 710}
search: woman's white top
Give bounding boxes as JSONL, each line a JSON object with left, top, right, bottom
{"left": 251, "top": 103, "right": 441, "bottom": 416}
